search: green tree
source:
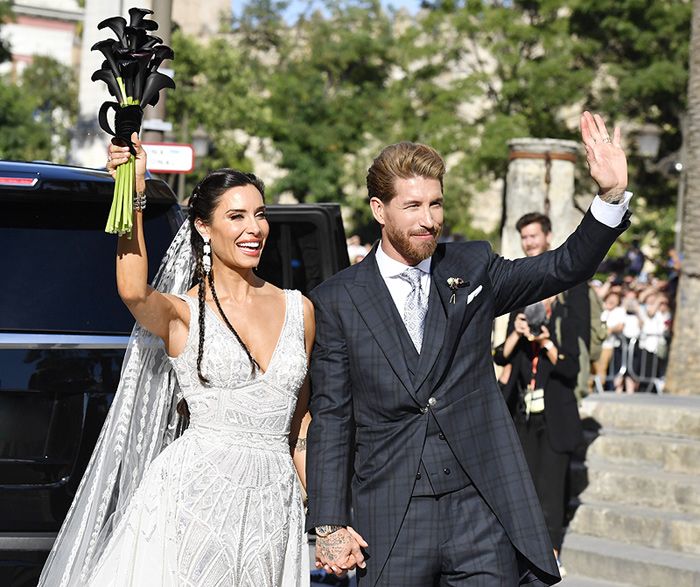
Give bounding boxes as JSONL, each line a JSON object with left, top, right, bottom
{"left": 0, "top": 80, "right": 52, "bottom": 159}
{"left": 20, "top": 56, "right": 78, "bottom": 159}
{"left": 569, "top": 0, "right": 691, "bottom": 249}
{"left": 259, "top": 0, "right": 397, "bottom": 207}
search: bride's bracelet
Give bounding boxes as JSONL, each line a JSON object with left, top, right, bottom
{"left": 133, "top": 190, "right": 147, "bottom": 211}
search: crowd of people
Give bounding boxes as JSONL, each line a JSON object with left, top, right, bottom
{"left": 592, "top": 245, "right": 677, "bottom": 394}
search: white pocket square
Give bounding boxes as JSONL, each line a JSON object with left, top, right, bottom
{"left": 466, "top": 285, "right": 483, "bottom": 304}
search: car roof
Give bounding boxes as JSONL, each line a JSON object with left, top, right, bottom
{"left": 0, "top": 160, "right": 113, "bottom": 183}
{"left": 0, "top": 160, "right": 176, "bottom": 202}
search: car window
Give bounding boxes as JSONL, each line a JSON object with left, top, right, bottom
{"left": 0, "top": 199, "right": 181, "bottom": 334}
{"left": 257, "top": 220, "right": 326, "bottom": 294}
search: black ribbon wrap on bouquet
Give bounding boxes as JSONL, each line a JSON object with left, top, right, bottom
{"left": 98, "top": 103, "right": 144, "bottom": 155}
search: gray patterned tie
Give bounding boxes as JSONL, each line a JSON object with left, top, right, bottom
{"left": 399, "top": 267, "right": 427, "bottom": 353}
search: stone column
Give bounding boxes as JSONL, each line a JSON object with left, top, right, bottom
{"left": 493, "top": 138, "right": 581, "bottom": 352}
{"left": 500, "top": 138, "right": 580, "bottom": 260}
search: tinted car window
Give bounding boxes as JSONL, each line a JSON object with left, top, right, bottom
{"left": 0, "top": 199, "right": 181, "bottom": 334}
{"left": 257, "top": 216, "right": 330, "bottom": 294}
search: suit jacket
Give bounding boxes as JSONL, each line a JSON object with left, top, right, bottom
{"left": 306, "top": 209, "right": 629, "bottom": 586}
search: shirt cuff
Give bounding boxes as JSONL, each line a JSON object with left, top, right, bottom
{"left": 590, "top": 191, "right": 633, "bottom": 228}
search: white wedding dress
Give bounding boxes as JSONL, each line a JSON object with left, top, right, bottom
{"left": 87, "top": 290, "right": 309, "bottom": 586}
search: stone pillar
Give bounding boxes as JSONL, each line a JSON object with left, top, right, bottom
{"left": 493, "top": 138, "right": 581, "bottom": 353}
{"left": 500, "top": 138, "right": 580, "bottom": 260}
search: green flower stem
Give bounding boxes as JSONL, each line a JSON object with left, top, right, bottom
{"left": 105, "top": 154, "right": 135, "bottom": 237}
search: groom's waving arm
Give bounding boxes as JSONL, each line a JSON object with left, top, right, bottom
{"left": 490, "top": 111, "right": 631, "bottom": 316}
{"left": 307, "top": 286, "right": 367, "bottom": 575}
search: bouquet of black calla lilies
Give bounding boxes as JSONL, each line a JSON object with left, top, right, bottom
{"left": 92, "top": 7, "right": 175, "bottom": 236}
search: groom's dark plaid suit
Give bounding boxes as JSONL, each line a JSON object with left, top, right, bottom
{"left": 306, "top": 210, "right": 629, "bottom": 586}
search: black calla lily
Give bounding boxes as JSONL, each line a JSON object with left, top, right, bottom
{"left": 91, "top": 39, "right": 121, "bottom": 78}
{"left": 141, "top": 35, "right": 164, "bottom": 50}
{"left": 91, "top": 69, "right": 122, "bottom": 100}
{"left": 97, "top": 16, "right": 128, "bottom": 49}
{"left": 125, "top": 26, "right": 147, "bottom": 51}
{"left": 149, "top": 45, "right": 174, "bottom": 73}
{"left": 118, "top": 60, "right": 139, "bottom": 100}
{"left": 131, "top": 51, "right": 154, "bottom": 102}
{"left": 141, "top": 71, "right": 176, "bottom": 106}
{"left": 128, "top": 7, "right": 154, "bottom": 27}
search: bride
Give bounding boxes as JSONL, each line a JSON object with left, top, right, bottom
{"left": 38, "top": 133, "right": 313, "bottom": 586}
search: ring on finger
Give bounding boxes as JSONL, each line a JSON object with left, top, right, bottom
{"left": 602, "top": 137, "right": 611, "bottom": 143}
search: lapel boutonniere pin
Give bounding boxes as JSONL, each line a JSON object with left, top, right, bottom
{"left": 447, "top": 277, "right": 466, "bottom": 304}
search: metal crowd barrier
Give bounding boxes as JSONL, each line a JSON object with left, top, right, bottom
{"left": 593, "top": 333, "right": 668, "bottom": 395}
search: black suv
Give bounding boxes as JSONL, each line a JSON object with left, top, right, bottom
{"left": 0, "top": 161, "right": 349, "bottom": 586}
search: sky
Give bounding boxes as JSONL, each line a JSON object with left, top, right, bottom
{"left": 233, "top": 0, "right": 422, "bottom": 22}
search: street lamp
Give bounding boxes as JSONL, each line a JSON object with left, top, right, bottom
{"left": 192, "top": 128, "right": 209, "bottom": 158}
{"left": 633, "top": 123, "right": 662, "bottom": 159}
{"left": 633, "top": 122, "right": 685, "bottom": 253}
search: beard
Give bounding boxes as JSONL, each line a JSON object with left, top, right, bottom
{"left": 385, "top": 222, "right": 442, "bottom": 264}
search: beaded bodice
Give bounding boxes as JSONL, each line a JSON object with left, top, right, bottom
{"left": 170, "top": 290, "right": 307, "bottom": 452}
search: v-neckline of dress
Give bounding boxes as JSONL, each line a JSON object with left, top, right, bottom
{"left": 202, "top": 290, "right": 289, "bottom": 378}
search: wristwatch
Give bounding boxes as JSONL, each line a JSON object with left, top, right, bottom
{"left": 315, "top": 525, "right": 344, "bottom": 537}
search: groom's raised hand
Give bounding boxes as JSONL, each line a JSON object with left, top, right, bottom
{"left": 580, "top": 111, "right": 628, "bottom": 203}
{"left": 315, "top": 526, "right": 368, "bottom": 576}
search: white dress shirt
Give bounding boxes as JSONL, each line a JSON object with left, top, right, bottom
{"left": 374, "top": 193, "right": 632, "bottom": 317}
{"left": 375, "top": 244, "right": 432, "bottom": 318}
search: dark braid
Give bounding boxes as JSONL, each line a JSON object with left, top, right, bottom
{"left": 196, "top": 266, "right": 209, "bottom": 385}
{"left": 187, "top": 168, "right": 266, "bottom": 385}
{"left": 208, "top": 270, "right": 259, "bottom": 374}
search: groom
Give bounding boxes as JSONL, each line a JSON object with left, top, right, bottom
{"left": 306, "top": 112, "right": 631, "bottom": 585}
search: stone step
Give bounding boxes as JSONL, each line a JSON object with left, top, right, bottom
{"left": 569, "top": 501, "right": 700, "bottom": 555}
{"left": 586, "top": 431, "right": 700, "bottom": 475}
{"left": 562, "top": 533, "right": 700, "bottom": 587}
{"left": 581, "top": 461, "right": 700, "bottom": 515}
{"left": 579, "top": 394, "right": 700, "bottom": 440}
{"left": 561, "top": 576, "right": 633, "bottom": 587}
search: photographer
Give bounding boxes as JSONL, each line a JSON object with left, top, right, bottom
{"left": 494, "top": 212, "right": 586, "bottom": 576}
{"left": 495, "top": 295, "right": 583, "bottom": 576}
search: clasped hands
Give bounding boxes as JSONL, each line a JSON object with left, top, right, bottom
{"left": 315, "top": 526, "right": 368, "bottom": 576}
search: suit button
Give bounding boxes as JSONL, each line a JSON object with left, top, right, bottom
{"left": 443, "top": 467, "right": 451, "bottom": 475}
{"left": 438, "top": 432, "right": 446, "bottom": 441}
{"left": 416, "top": 472, "right": 422, "bottom": 480}
{"left": 428, "top": 397, "right": 437, "bottom": 407}
{"left": 420, "top": 406, "right": 428, "bottom": 414}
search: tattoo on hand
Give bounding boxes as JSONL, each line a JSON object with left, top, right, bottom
{"left": 600, "top": 190, "right": 625, "bottom": 204}
{"left": 318, "top": 531, "right": 350, "bottom": 563}
{"left": 295, "top": 437, "right": 307, "bottom": 451}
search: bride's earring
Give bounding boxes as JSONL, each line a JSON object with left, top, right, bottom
{"left": 202, "top": 237, "right": 211, "bottom": 275}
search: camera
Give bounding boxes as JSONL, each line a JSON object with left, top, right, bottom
{"left": 523, "top": 302, "right": 546, "bottom": 336}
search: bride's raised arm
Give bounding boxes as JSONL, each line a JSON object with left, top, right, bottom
{"left": 108, "top": 132, "right": 188, "bottom": 353}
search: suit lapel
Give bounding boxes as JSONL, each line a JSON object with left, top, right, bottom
{"left": 346, "top": 250, "right": 418, "bottom": 400}
{"left": 429, "top": 245, "right": 483, "bottom": 382}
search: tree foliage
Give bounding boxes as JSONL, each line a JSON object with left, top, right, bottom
{"left": 165, "top": 0, "right": 689, "bottom": 241}
{"left": 0, "top": 3, "right": 77, "bottom": 160}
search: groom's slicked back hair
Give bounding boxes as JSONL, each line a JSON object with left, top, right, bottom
{"left": 367, "top": 141, "right": 445, "bottom": 203}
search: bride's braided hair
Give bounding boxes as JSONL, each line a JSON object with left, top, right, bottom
{"left": 188, "top": 169, "right": 266, "bottom": 385}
